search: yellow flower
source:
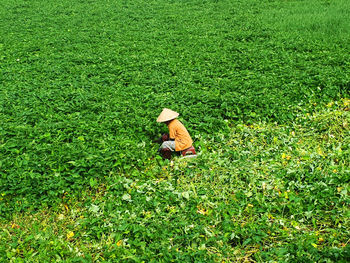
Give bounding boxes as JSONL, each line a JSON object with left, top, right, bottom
{"left": 116, "top": 240, "right": 123, "bottom": 247}
{"left": 343, "top": 98, "right": 349, "bottom": 107}
{"left": 11, "top": 223, "right": 20, "bottom": 229}
{"left": 197, "top": 208, "right": 207, "bottom": 215}
{"left": 197, "top": 206, "right": 208, "bottom": 215}
{"left": 327, "top": 101, "right": 334, "bottom": 108}
{"left": 67, "top": 231, "right": 74, "bottom": 239}
{"left": 282, "top": 153, "right": 291, "bottom": 160}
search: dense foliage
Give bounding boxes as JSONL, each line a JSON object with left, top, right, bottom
{"left": 0, "top": 0, "right": 349, "bottom": 261}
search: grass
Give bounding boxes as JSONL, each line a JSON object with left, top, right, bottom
{"left": 265, "top": 0, "right": 350, "bottom": 41}
{"left": 0, "top": 0, "right": 349, "bottom": 261}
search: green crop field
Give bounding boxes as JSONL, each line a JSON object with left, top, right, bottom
{"left": 0, "top": 0, "right": 349, "bottom": 262}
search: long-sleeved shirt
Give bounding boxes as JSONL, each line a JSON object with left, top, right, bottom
{"left": 168, "top": 119, "right": 193, "bottom": 151}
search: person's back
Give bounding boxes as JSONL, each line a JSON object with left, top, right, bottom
{"left": 167, "top": 119, "right": 193, "bottom": 151}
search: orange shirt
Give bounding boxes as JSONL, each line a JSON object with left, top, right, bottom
{"left": 168, "top": 119, "right": 193, "bottom": 151}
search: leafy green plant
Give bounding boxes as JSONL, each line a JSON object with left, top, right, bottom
{"left": 0, "top": 0, "right": 349, "bottom": 261}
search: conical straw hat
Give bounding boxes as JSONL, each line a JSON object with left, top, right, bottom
{"left": 157, "top": 108, "right": 179, "bottom": 122}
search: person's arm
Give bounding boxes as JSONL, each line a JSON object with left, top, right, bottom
{"left": 169, "top": 124, "right": 176, "bottom": 141}
{"left": 161, "top": 134, "right": 169, "bottom": 142}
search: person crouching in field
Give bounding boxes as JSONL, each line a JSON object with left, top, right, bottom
{"left": 157, "top": 108, "right": 196, "bottom": 159}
